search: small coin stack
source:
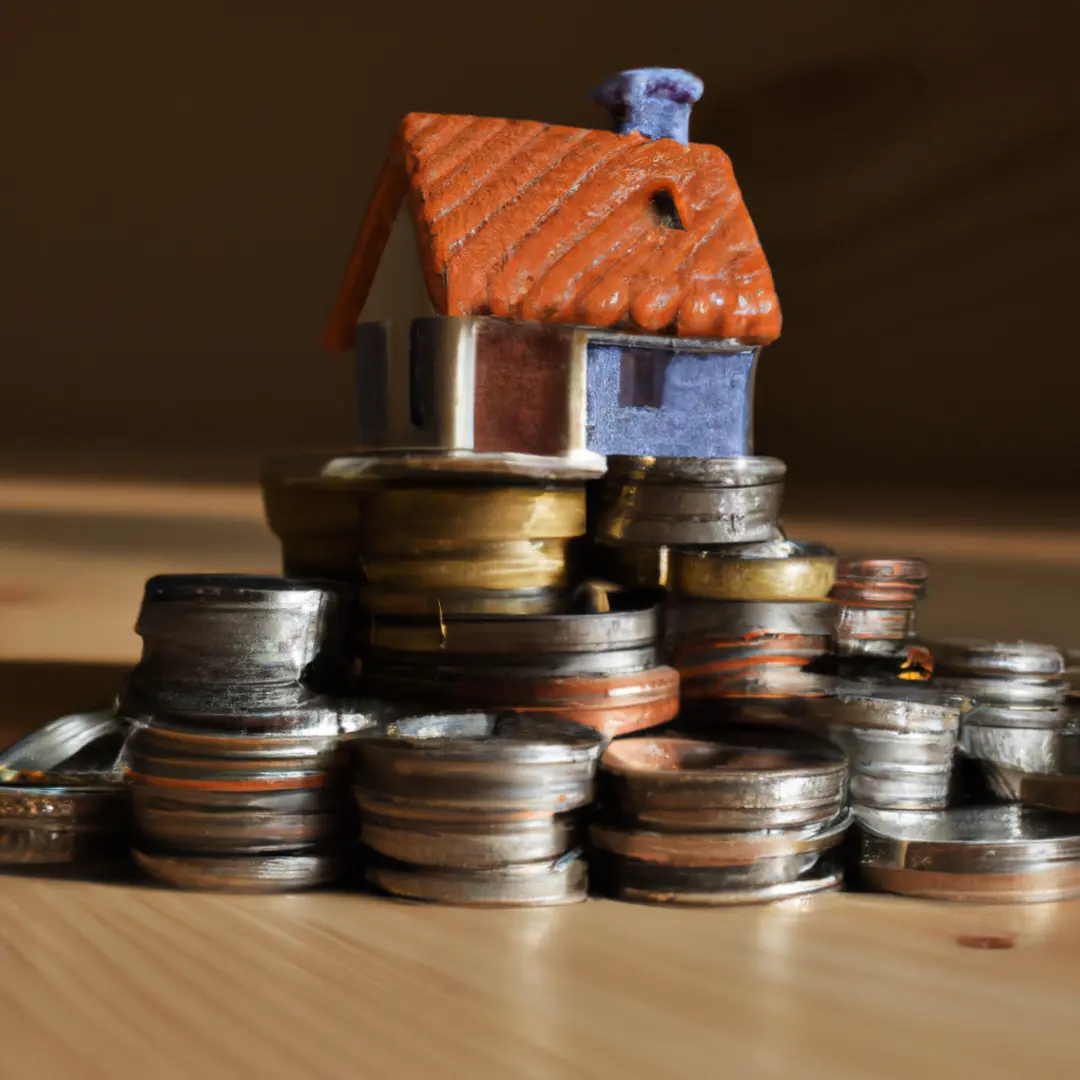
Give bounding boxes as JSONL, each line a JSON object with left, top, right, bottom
{"left": 855, "top": 805, "right": 1080, "bottom": 903}
{"left": 589, "top": 728, "right": 851, "bottom": 905}
{"left": 0, "top": 710, "right": 127, "bottom": 871}
{"left": 120, "top": 574, "right": 377, "bottom": 892}
{"left": 355, "top": 713, "right": 604, "bottom": 905}
{"left": 830, "top": 558, "right": 931, "bottom": 682}
{"left": 363, "top": 593, "right": 679, "bottom": 738}
{"left": 930, "top": 640, "right": 1078, "bottom": 806}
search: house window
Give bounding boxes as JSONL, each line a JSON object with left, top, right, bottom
{"left": 619, "top": 349, "right": 670, "bottom": 409}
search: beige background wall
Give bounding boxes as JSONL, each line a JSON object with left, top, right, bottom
{"left": 3, "top": 1, "right": 1078, "bottom": 488}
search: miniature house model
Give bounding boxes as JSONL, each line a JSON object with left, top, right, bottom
{"left": 322, "top": 68, "right": 781, "bottom": 465}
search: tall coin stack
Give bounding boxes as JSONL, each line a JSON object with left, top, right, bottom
{"left": 119, "top": 575, "right": 377, "bottom": 892}
{"left": 355, "top": 713, "right": 604, "bottom": 905}
{"left": 595, "top": 457, "right": 838, "bottom": 707}
{"left": 590, "top": 727, "right": 852, "bottom": 905}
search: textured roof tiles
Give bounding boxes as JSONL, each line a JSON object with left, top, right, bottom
{"left": 322, "top": 113, "right": 781, "bottom": 350}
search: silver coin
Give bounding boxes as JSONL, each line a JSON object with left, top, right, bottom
{"left": 665, "top": 600, "right": 836, "bottom": 642}
{"left": 932, "top": 675, "right": 1067, "bottom": 708}
{"left": 0, "top": 710, "right": 126, "bottom": 777}
{"left": 133, "top": 848, "right": 342, "bottom": 892}
{"left": 806, "top": 687, "right": 966, "bottom": 734}
{"left": 962, "top": 704, "right": 1073, "bottom": 730}
{"left": 366, "top": 644, "right": 660, "bottom": 680}
{"left": 367, "top": 850, "right": 587, "bottom": 906}
{"left": 368, "top": 601, "right": 661, "bottom": 656}
{"left": 596, "top": 850, "right": 844, "bottom": 906}
{"left": 356, "top": 713, "right": 603, "bottom": 812}
{"left": 961, "top": 723, "right": 1080, "bottom": 778}
{"left": 856, "top": 805, "right": 1080, "bottom": 872}
{"left": 929, "top": 639, "right": 1065, "bottom": 679}
{"left": 135, "top": 804, "right": 335, "bottom": 854}
{"left": 360, "top": 812, "right": 579, "bottom": 869}
{"left": 124, "top": 574, "right": 347, "bottom": 700}
{"left": 848, "top": 770, "right": 954, "bottom": 811}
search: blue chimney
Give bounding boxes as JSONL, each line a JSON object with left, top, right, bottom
{"left": 591, "top": 67, "right": 704, "bottom": 145}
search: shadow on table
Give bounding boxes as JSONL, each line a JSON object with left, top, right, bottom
{"left": 0, "top": 659, "right": 128, "bottom": 746}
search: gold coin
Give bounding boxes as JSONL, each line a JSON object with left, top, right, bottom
{"left": 362, "top": 486, "right": 584, "bottom": 545}
{"left": 671, "top": 552, "right": 837, "bottom": 601}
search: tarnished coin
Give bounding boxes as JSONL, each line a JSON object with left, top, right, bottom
{"left": 598, "top": 729, "right": 847, "bottom": 831}
{"left": 133, "top": 848, "right": 342, "bottom": 892}
{"left": 669, "top": 542, "right": 836, "bottom": 602}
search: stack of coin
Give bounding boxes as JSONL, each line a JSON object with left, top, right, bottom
{"left": 830, "top": 558, "right": 931, "bottom": 679}
{"left": 930, "top": 640, "right": 1078, "bottom": 804}
{"left": 363, "top": 593, "right": 679, "bottom": 738}
{"left": 263, "top": 451, "right": 594, "bottom": 621}
{"left": 593, "top": 456, "right": 788, "bottom": 587}
{"left": 128, "top": 699, "right": 380, "bottom": 892}
{"left": 798, "top": 687, "right": 965, "bottom": 810}
{"left": 356, "top": 713, "right": 604, "bottom": 906}
{"left": 667, "top": 597, "right": 836, "bottom": 703}
{"left": 855, "top": 805, "right": 1080, "bottom": 903}
{"left": 117, "top": 574, "right": 352, "bottom": 717}
{"left": 590, "top": 728, "right": 851, "bottom": 905}
{"left": 117, "top": 573, "right": 378, "bottom": 891}
{"left": 0, "top": 710, "right": 128, "bottom": 871}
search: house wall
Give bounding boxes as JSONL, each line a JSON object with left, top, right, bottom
{"left": 586, "top": 345, "right": 756, "bottom": 458}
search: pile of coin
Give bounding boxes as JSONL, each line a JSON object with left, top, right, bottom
{"left": 0, "top": 710, "right": 127, "bottom": 870}
{"left": 363, "top": 593, "right": 679, "bottom": 738}
{"left": 831, "top": 558, "right": 930, "bottom": 680}
{"left": 930, "top": 640, "right": 1079, "bottom": 805}
{"left": 118, "top": 574, "right": 378, "bottom": 891}
{"left": 590, "top": 727, "right": 851, "bottom": 905}
{"left": 355, "top": 713, "right": 604, "bottom": 905}
{"left": 855, "top": 805, "right": 1080, "bottom": 903}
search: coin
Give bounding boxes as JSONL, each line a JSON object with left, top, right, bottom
{"left": 930, "top": 640, "right": 1066, "bottom": 679}
{"left": 669, "top": 543, "right": 836, "bottom": 602}
{"left": 355, "top": 713, "right": 603, "bottom": 813}
{"left": 365, "top": 850, "right": 587, "bottom": 906}
{"left": 133, "top": 849, "right": 342, "bottom": 892}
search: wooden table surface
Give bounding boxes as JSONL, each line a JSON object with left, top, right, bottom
{"left": 2, "top": 478, "right": 1079, "bottom": 1079}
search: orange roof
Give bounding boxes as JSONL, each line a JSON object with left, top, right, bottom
{"left": 322, "top": 112, "right": 781, "bottom": 350}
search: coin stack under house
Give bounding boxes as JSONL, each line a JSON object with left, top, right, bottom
{"left": 119, "top": 575, "right": 379, "bottom": 892}
{"left": 355, "top": 713, "right": 604, "bottom": 905}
